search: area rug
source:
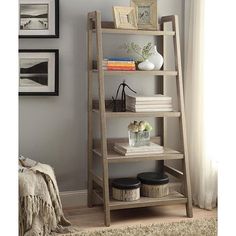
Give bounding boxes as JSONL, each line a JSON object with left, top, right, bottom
{"left": 55, "top": 217, "right": 217, "bottom": 236}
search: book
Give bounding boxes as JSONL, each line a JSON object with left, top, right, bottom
{"left": 127, "top": 100, "right": 172, "bottom": 105}
{"left": 105, "top": 61, "right": 135, "bottom": 65}
{"left": 126, "top": 106, "right": 173, "bottom": 112}
{"left": 105, "top": 57, "right": 134, "bottom": 61}
{"left": 114, "top": 147, "right": 164, "bottom": 156}
{"left": 126, "top": 94, "right": 172, "bottom": 102}
{"left": 104, "top": 67, "right": 136, "bottom": 71}
{"left": 115, "top": 142, "right": 164, "bottom": 152}
{"left": 127, "top": 104, "right": 173, "bottom": 109}
{"left": 114, "top": 142, "right": 164, "bottom": 156}
{"left": 127, "top": 100, "right": 172, "bottom": 106}
{"left": 107, "top": 63, "right": 135, "bottom": 67}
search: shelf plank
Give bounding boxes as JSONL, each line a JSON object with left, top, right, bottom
{"left": 93, "top": 147, "right": 183, "bottom": 163}
{"left": 109, "top": 191, "right": 187, "bottom": 210}
{"left": 93, "top": 29, "right": 175, "bottom": 36}
{"left": 92, "top": 109, "right": 181, "bottom": 118}
{"left": 92, "top": 69, "right": 177, "bottom": 76}
{"left": 92, "top": 21, "right": 175, "bottom": 36}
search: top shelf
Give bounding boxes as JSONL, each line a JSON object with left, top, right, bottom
{"left": 94, "top": 28, "right": 175, "bottom": 36}
{"left": 92, "top": 21, "right": 175, "bottom": 36}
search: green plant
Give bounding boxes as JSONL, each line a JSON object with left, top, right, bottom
{"left": 128, "top": 120, "right": 153, "bottom": 132}
{"left": 121, "top": 42, "right": 154, "bottom": 61}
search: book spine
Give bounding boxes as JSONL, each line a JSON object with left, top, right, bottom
{"left": 127, "top": 101, "right": 172, "bottom": 105}
{"left": 105, "top": 57, "right": 134, "bottom": 61}
{"left": 107, "top": 63, "right": 135, "bottom": 67}
{"left": 106, "top": 61, "right": 135, "bottom": 64}
{"left": 107, "top": 67, "right": 136, "bottom": 71}
{"left": 126, "top": 106, "right": 173, "bottom": 112}
{"left": 127, "top": 104, "right": 173, "bottom": 108}
{"left": 126, "top": 96, "right": 172, "bottom": 102}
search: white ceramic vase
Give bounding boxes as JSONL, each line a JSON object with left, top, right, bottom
{"left": 138, "top": 59, "right": 155, "bottom": 71}
{"left": 148, "top": 46, "right": 164, "bottom": 70}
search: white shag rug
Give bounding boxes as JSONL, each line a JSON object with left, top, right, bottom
{"left": 54, "top": 217, "right": 217, "bottom": 236}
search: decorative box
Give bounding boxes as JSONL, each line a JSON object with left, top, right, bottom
{"left": 137, "top": 172, "right": 169, "bottom": 198}
{"left": 112, "top": 178, "right": 141, "bottom": 201}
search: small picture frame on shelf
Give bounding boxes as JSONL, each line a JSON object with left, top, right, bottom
{"left": 130, "top": 0, "right": 158, "bottom": 30}
{"left": 19, "top": 0, "right": 59, "bottom": 38}
{"left": 113, "top": 6, "right": 138, "bottom": 30}
{"left": 19, "top": 49, "right": 59, "bottom": 96}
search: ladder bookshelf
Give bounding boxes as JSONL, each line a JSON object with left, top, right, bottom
{"left": 87, "top": 11, "right": 193, "bottom": 227}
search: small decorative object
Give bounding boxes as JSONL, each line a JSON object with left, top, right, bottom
{"left": 19, "top": 0, "right": 59, "bottom": 38}
{"left": 112, "top": 178, "right": 141, "bottom": 201}
{"left": 137, "top": 172, "right": 169, "bottom": 198}
{"left": 112, "top": 81, "right": 136, "bottom": 112}
{"left": 137, "top": 59, "right": 154, "bottom": 70}
{"left": 113, "top": 6, "right": 138, "bottom": 30}
{"left": 19, "top": 49, "right": 59, "bottom": 96}
{"left": 131, "top": 0, "right": 158, "bottom": 30}
{"left": 148, "top": 45, "right": 163, "bottom": 70}
{"left": 128, "top": 120, "right": 152, "bottom": 146}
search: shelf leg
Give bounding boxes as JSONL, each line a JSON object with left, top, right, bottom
{"left": 172, "top": 15, "right": 193, "bottom": 218}
{"left": 103, "top": 160, "right": 111, "bottom": 226}
{"left": 87, "top": 14, "right": 94, "bottom": 208}
{"left": 95, "top": 11, "right": 111, "bottom": 226}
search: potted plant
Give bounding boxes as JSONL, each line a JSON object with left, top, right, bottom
{"left": 121, "top": 42, "right": 155, "bottom": 70}
{"left": 128, "top": 120, "right": 152, "bottom": 147}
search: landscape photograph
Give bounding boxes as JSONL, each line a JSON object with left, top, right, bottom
{"left": 20, "top": 4, "right": 48, "bottom": 30}
{"left": 20, "top": 58, "right": 48, "bottom": 87}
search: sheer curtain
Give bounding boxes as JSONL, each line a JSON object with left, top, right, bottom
{"left": 184, "top": 0, "right": 217, "bottom": 210}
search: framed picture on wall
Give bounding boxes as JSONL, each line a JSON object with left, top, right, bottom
{"left": 19, "top": 0, "right": 59, "bottom": 38}
{"left": 19, "top": 49, "right": 59, "bottom": 96}
{"left": 113, "top": 6, "right": 138, "bottom": 29}
{"left": 130, "top": 0, "right": 158, "bottom": 30}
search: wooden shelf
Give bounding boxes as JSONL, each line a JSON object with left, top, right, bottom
{"left": 88, "top": 12, "right": 193, "bottom": 226}
{"left": 93, "top": 28, "right": 175, "bottom": 36}
{"left": 95, "top": 190, "right": 187, "bottom": 210}
{"left": 110, "top": 192, "right": 187, "bottom": 210}
{"left": 92, "top": 69, "right": 178, "bottom": 76}
{"left": 93, "top": 146, "right": 183, "bottom": 163}
{"left": 92, "top": 109, "right": 181, "bottom": 118}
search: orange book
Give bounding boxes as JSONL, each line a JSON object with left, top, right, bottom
{"left": 107, "top": 63, "right": 135, "bottom": 67}
{"left": 107, "top": 67, "right": 135, "bottom": 71}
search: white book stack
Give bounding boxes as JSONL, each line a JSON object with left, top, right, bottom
{"left": 126, "top": 94, "right": 173, "bottom": 112}
{"left": 114, "top": 142, "right": 164, "bottom": 156}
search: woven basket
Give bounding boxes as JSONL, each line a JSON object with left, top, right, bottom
{"left": 112, "top": 187, "right": 140, "bottom": 201}
{"left": 141, "top": 183, "right": 169, "bottom": 198}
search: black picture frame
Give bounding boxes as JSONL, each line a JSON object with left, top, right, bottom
{"left": 19, "top": 0, "right": 59, "bottom": 38}
{"left": 19, "top": 49, "right": 59, "bottom": 96}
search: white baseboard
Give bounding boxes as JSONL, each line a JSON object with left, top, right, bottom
{"left": 60, "top": 189, "right": 87, "bottom": 208}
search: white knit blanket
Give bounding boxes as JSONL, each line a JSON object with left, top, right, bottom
{"left": 19, "top": 157, "right": 71, "bottom": 236}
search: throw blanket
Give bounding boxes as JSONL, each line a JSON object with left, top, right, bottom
{"left": 19, "top": 156, "right": 71, "bottom": 236}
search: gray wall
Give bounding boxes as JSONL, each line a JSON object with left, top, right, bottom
{"left": 19, "top": 0, "right": 184, "bottom": 191}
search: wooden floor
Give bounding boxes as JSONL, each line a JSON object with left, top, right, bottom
{"left": 64, "top": 204, "right": 217, "bottom": 231}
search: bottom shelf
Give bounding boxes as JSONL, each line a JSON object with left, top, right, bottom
{"left": 95, "top": 190, "right": 187, "bottom": 210}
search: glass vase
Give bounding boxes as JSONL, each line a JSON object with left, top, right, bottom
{"left": 128, "top": 130, "right": 150, "bottom": 147}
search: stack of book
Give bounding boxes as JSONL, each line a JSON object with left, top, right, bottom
{"left": 114, "top": 142, "right": 164, "bottom": 156}
{"left": 126, "top": 94, "right": 173, "bottom": 112}
{"left": 103, "top": 57, "right": 136, "bottom": 71}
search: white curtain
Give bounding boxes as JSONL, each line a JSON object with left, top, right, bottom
{"left": 184, "top": 0, "right": 217, "bottom": 210}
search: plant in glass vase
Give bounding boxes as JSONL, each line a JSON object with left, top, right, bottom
{"left": 128, "top": 120, "right": 152, "bottom": 147}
